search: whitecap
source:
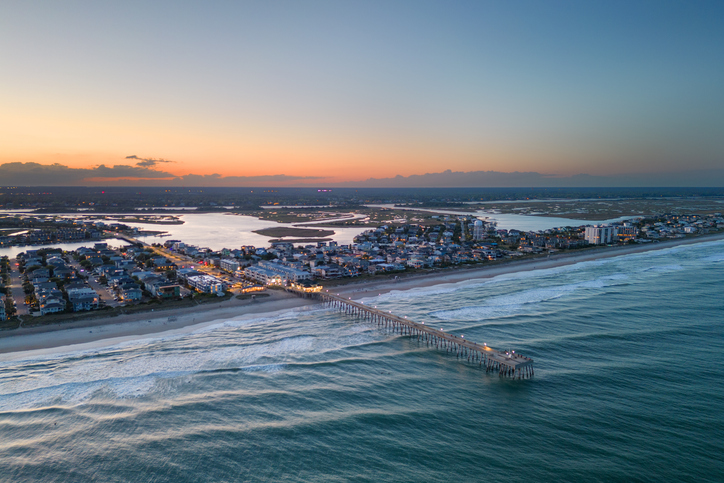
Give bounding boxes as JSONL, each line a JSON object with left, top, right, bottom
{"left": 430, "top": 277, "right": 613, "bottom": 322}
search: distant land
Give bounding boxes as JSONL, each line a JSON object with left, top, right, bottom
{"left": 337, "top": 169, "right": 724, "bottom": 188}
{"left": 2, "top": 186, "right": 724, "bottom": 214}
{"left": 2, "top": 163, "right": 724, "bottom": 188}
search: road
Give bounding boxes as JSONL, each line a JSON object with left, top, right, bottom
{"left": 9, "top": 259, "right": 28, "bottom": 316}
{"left": 86, "top": 274, "right": 120, "bottom": 308}
{"left": 67, "top": 258, "right": 120, "bottom": 308}
{"left": 113, "top": 233, "right": 241, "bottom": 290}
{"left": 153, "top": 246, "right": 240, "bottom": 287}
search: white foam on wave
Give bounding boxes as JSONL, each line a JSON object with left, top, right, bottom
{"left": 369, "top": 258, "right": 632, "bottom": 306}
{"left": 368, "top": 283, "right": 473, "bottom": 302}
{"left": 430, "top": 275, "right": 627, "bottom": 322}
{"left": 0, "top": 304, "right": 324, "bottom": 367}
{"left": 188, "top": 304, "right": 326, "bottom": 336}
{"left": 626, "top": 238, "right": 724, "bottom": 262}
{"left": 640, "top": 264, "right": 683, "bottom": 273}
{"left": 0, "top": 312, "right": 382, "bottom": 411}
{"left": 365, "top": 240, "right": 722, "bottom": 307}
{"left": 242, "top": 363, "right": 286, "bottom": 374}
{"left": 700, "top": 251, "right": 724, "bottom": 263}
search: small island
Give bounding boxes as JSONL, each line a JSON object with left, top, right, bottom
{"left": 252, "top": 227, "right": 335, "bottom": 239}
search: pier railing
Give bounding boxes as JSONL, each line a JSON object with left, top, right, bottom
{"left": 291, "top": 289, "right": 534, "bottom": 379}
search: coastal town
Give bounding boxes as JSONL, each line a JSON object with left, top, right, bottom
{"left": 1, "top": 209, "right": 722, "bottom": 326}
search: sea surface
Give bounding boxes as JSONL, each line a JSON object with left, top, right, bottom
{"left": 1, "top": 240, "right": 723, "bottom": 482}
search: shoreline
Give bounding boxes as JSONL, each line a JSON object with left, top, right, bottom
{"left": 0, "top": 291, "right": 318, "bottom": 357}
{"left": 1, "top": 232, "right": 723, "bottom": 357}
{"left": 331, "top": 232, "right": 724, "bottom": 297}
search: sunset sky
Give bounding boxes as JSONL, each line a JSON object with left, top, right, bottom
{"left": 1, "top": 1, "right": 723, "bottom": 186}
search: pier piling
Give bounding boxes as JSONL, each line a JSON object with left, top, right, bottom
{"left": 291, "top": 290, "right": 534, "bottom": 379}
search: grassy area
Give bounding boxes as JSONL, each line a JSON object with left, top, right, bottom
{"left": 255, "top": 212, "right": 315, "bottom": 223}
{"left": 466, "top": 199, "right": 724, "bottom": 220}
{"left": 268, "top": 238, "right": 334, "bottom": 244}
{"left": 0, "top": 319, "right": 21, "bottom": 331}
{"left": 235, "top": 292, "right": 271, "bottom": 300}
{"left": 6, "top": 292, "right": 234, "bottom": 330}
{"left": 252, "top": 227, "right": 335, "bottom": 238}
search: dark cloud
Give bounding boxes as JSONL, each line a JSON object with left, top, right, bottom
{"left": 2, "top": 162, "right": 722, "bottom": 187}
{"left": 0, "top": 162, "right": 323, "bottom": 187}
{"left": 170, "top": 174, "right": 324, "bottom": 187}
{"left": 125, "top": 155, "right": 175, "bottom": 168}
{"left": 0, "top": 162, "right": 175, "bottom": 186}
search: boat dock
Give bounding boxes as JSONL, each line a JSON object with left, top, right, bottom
{"left": 310, "top": 290, "right": 534, "bottom": 379}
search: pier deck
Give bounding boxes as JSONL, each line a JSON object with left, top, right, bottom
{"left": 313, "top": 291, "right": 534, "bottom": 379}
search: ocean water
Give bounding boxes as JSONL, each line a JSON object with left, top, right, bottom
{"left": 1, "top": 240, "right": 723, "bottom": 482}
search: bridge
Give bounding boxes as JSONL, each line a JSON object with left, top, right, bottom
{"left": 311, "top": 290, "right": 534, "bottom": 379}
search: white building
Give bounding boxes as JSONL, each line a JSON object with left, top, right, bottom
{"left": 473, "top": 220, "right": 485, "bottom": 241}
{"left": 585, "top": 225, "right": 614, "bottom": 245}
{"left": 243, "top": 265, "right": 283, "bottom": 285}
{"left": 244, "top": 261, "right": 312, "bottom": 285}
{"left": 187, "top": 275, "right": 226, "bottom": 294}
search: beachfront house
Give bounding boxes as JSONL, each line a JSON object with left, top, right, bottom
{"left": 66, "top": 287, "right": 100, "bottom": 312}
{"left": 148, "top": 280, "right": 181, "bottom": 299}
{"left": 40, "top": 298, "right": 66, "bottom": 315}
{"left": 120, "top": 283, "right": 143, "bottom": 302}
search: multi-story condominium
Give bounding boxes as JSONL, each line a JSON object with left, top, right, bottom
{"left": 247, "top": 261, "right": 312, "bottom": 283}
{"left": 243, "top": 265, "right": 284, "bottom": 285}
{"left": 186, "top": 275, "right": 226, "bottom": 294}
{"left": 585, "top": 225, "right": 615, "bottom": 245}
{"left": 473, "top": 220, "right": 485, "bottom": 240}
{"left": 615, "top": 224, "right": 639, "bottom": 241}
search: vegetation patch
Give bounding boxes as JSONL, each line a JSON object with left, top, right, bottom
{"left": 268, "top": 238, "right": 333, "bottom": 244}
{"left": 253, "top": 227, "right": 335, "bottom": 238}
{"left": 235, "top": 292, "right": 271, "bottom": 300}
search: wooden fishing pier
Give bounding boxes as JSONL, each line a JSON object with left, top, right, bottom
{"left": 298, "top": 290, "right": 534, "bottom": 379}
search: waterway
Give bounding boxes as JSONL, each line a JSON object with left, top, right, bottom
{"left": 0, "top": 212, "right": 367, "bottom": 252}
{"left": 366, "top": 204, "right": 637, "bottom": 231}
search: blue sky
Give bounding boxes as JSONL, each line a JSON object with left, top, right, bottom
{"left": 1, "top": 1, "right": 723, "bottom": 186}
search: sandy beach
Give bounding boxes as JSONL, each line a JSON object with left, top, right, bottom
{"left": 2, "top": 232, "right": 722, "bottom": 357}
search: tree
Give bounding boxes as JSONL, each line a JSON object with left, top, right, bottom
{"left": 4, "top": 297, "right": 15, "bottom": 317}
